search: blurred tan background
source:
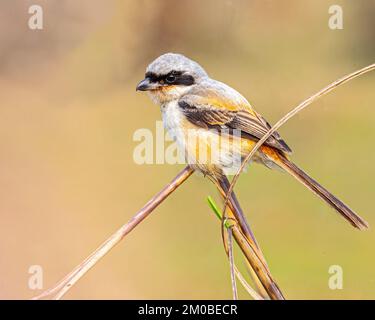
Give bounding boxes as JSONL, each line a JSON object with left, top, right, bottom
{"left": 0, "top": 0, "right": 374, "bottom": 299}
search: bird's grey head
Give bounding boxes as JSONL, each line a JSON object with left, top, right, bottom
{"left": 136, "top": 53, "right": 208, "bottom": 104}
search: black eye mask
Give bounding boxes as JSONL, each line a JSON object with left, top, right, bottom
{"left": 145, "top": 71, "right": 195, "bottom": 86}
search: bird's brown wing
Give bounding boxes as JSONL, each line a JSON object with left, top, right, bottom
{"left": 178, "top": 93, "right": 292, "bottom": 154}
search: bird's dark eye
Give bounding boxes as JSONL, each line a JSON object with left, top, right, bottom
{"left": 165, "top": 74, "right": 176, "bottom": 84}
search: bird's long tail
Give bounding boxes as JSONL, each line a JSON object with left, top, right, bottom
{"left": 275, "top": 154, "right": 369, "bottom": 230}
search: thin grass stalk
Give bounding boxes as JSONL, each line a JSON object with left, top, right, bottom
{"left": 222, "top": 63, "right": 375, "bottom": 227}
{"left": 207, "top": 196, "right": 283, "bottom": 300}
{"left": 212, "top": 181, "right": 270, "bottom": 272}
{"left": 227, "top": 227, "right": 238, "bottom": 300}
{"left": 245, "top": 259, "right": 269, "bottom": 299}
{"left": 33, "top": 166, "right": 194, "bottom": 300}
{"left": 231, "top": 225, "right": 284, "bottom": 300}
{"left": 208, "top": 196, "right": 264, "bottom": 300}
{"left": 233, "top": 265, "right": 264, "bottom": 300}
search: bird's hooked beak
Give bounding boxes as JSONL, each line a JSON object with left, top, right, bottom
{"left": 136, "top": 78, "right": 159, "bottom": 91}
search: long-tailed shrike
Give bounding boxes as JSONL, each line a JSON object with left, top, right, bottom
{"left": 136, "top": 53, "right": 368, "bottom": 231}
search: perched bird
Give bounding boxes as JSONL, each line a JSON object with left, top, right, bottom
{"left": 136, "top": 53, "right": 368, "bottom": 231}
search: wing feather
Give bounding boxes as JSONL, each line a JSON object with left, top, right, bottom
{"left": 178, "top": 83, "right": 292, "bottom": 153}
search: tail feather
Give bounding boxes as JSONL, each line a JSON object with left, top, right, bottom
{"left": 277, "top": 156, "right": 369, "bottom": 230}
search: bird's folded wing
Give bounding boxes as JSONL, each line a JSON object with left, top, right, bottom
{"left": 178, "top": 90, "right": 292, "bottom": 154}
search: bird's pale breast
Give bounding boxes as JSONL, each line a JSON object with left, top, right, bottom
{"left": 161, "top": 100, "right": 272, "bottom": 176}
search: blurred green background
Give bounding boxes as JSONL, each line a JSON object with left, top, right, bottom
{"left": 0, "top": 0, "right": 374, "bottom": 299}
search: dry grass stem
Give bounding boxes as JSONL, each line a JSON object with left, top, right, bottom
{"left": 209, "top": 186, "right": 284, "bottom": 300}
{"left": 208, "top": 196, "right": 265, "bottom": 300}
{"left": 230, "top": 220, "right": 284, "bottom": 300}
{"left": 222, "top": 63, "right": 375, "bottom": 232}
{"left": 227, "top": 227, "right": 238, "bottom": 300}
{"left": 33, "top": 166, "right": 194, "bottom": 300}
{"left": 32, "top": 63, "right": 374, "bottom": 299}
